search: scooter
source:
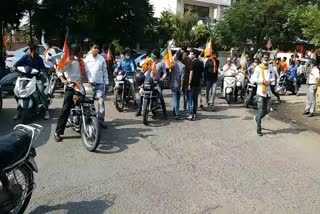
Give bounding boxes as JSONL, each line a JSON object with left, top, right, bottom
{"left": 0, "top": 124, "right": 42, "bottom": 214}
{"left": 277, "top": 72, "right": 299, "bottom": 95}
{"left": 236, "top": 71, "right": 246, "bottom": 102}
{"left": 223, "top": 70, "right": 237, "bottom": 104}
{"left": 14, "top": 66, "right": 50, "bottom": 124}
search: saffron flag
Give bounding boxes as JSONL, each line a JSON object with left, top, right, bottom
{"left": 161, "top": 42, "right": 174, "bottom": 71}
{"left": 204, "top": 39, "right": 212, "bottom": 57}
{"left": 266, "top": 38, "right": 272, "bottom": 50}
{"left": 57, "top": 39, "right": 70, "bottom": 72}
{"left": 240, "top": 51, "right": 247, "bottom": 70}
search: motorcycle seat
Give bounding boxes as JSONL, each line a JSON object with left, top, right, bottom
{"left": 0, "top": 130, "right": 31, "bottom": 169}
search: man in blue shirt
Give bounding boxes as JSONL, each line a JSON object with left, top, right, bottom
{"left": 116, "top": 48, "right": 137, "bottom": 103}
{"left": 289, "top": 60, "right": 299, "bottom": 95}
{"left": 13, "top": 43, "right": 48, "bottom": 120}
{"left": 171, "top": 52, "right": 185, "bottom": 119}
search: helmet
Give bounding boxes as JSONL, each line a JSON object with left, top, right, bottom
{"left": 136, "top": 71, "right": 145, "bottom": 86}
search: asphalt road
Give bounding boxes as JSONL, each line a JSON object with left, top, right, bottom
{"left": 1, "top": 90, "right": 320, "bottom": 214}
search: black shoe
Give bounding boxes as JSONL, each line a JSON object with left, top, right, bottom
{"left": 174, "top": 115, "right": 181, "bottom": 120}
{"left": 135, "top": 111, "right": 141, "bottom": 117}
{"left": 303, "top": 111, "right": 310, "bottom": 115}
{"left": 99, "top": 122, "right": 108, "bottom": 129}
{"left": 257, "top": 128, "right": 263, "bottom": 136}
{"left": 308, "top": 113, "right": 314, "bottom": 117}
{"left": 54, "top": 133, "right": 62, "bottom": 142}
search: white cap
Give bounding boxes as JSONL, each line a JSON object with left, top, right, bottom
{"left": 227, "top": 57, "right": 231, "bottom": 61}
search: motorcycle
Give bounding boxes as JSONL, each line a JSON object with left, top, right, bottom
{"left": 47, "top": 54, "right": 63, "bottom": 98}
{"left": 236, "top": 71, "right": 246, "bottom": 102}
{"left": 14, "top": 66, "right": 50, "bottom": 124}
{"left": 141, "top": 76, "right": 162, "bottom": 125}
{"left": 243, "top": 80, "right": 257, "bottom": 108}
{"left": 277, "top": 72, "right": 299, "bottom": 95}
{"left": 0, "top": 124, "right": 42, "bottom": 214}
{"left": 114, "top": 74, "right": 134, "bottom": 112}
{"left": 66, "top": 82, "right": 100, "bottom": 152}
{"left": 223, "top": 71, "right": 237, "bottom": 104}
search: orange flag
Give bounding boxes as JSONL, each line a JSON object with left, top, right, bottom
{"left": 161, "top": 43, "right": 174, "bottom": 71}
{"left": 57, "top": 39, "right": 71, "bottom": 72}
{"left": 204, "top": 39, "right": 212, "bottom": 57}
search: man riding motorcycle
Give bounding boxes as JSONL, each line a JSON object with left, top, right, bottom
{"left": 12, "top": 43, "right": 49, "bottom": 120}
{"left": 115, "top": 48, "right": 137, "bottom": 105}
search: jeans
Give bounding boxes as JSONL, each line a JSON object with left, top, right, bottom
{"left": 56, "top": 87, "right": 74, "bottom": 135}
{"left": 93, "top": 83, "right": 106, "bottom": 123}
{"left": 183, "top": 86, "right": 188, "bottom": 110}
{"left": 305, "top": 85, "right": 317, "bottom": 114}
{"left": 188, "top": 86, "right": 200, "bottom": 115}
{"left": 256, "top": 95, "right": 271, "bottom": 128}
{"left": 157, "top": 82, "right": 167, "bottom": 116}
{"left": 172, "top": 90, "right": 181, "bottom": 116}
{"left": 206, "top": 80, "right": 217, "bottom": 106}
{"left": 127, "top": 77, "right": 137, "bottom": 101}
{"left": 293, "top": 77, "right": 299, "bottom": 93}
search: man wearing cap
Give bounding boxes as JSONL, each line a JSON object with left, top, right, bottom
{"left": 204, "top": 52, "right": 220, "bottom": 111}
{"left": 303, "top": 60, "right": 320, "bottom": 117}
{"left": 252, "top": 54, "right": 275, "bottom": 136}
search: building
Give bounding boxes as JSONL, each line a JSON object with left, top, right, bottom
{"left": 149, "top": 0, "right": 234, "bottom": 22}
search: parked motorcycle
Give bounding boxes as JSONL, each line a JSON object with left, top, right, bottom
{"left": 277, "top": 72, "right": 299, "bottom": 95}
{"left": 0, "top": 124, "right": 42, "bottom": 214}
{"left": 14, "top": 66, "right": 50, "bottom": 124}
{"left": 142, "top": 77, "right": 162, "bottom": 125}
{"left": 243, "top": 81, "right": 257, "bottom": 108}
{"left": 114, "top": 73, "right": 134, "bottom": 112}
{"left": 66, "top": 82, "right": 100, "bottom": 152}
{"left": 223, "top": 71, "right": 237, "bottom": 104}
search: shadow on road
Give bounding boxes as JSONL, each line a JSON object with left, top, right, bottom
{"left": 29, "top": 194, "right": 116, "bottom": 214}
{"left": 96, "top": 119, "right": 152, "bottom": 154}
{"left": 262, "top": 127, "right": 306, "bottom": 135}
{"left": 0, "top": 106, "right": 60, "bottom": 148}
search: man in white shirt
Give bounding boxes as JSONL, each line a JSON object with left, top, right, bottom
{"left": 84, "top": 43, "right": 109, "bottom": 128}
{"left": 303, "top": 60, "right": 320, "bottom": 117}
{"left": 41, "top": 30, "right": 57, "bottom": 69}
{"left": 54, "top": 44, "right": 85, "bottom": 142}
{"left": 252, "top": 54, "right": 275, "bottom": 136}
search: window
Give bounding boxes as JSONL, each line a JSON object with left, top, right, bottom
{"left": 184, "top": 4, "right": 209, "bottom": 18}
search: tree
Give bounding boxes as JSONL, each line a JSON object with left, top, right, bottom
{"left": 192, "top": 24, "right": 210, "bottom": 48}
{"left": 157, "top": 11, "right": 176, "bottom": 47}
{"left": 173, "top": 11, "right": 198, "bottom": 47}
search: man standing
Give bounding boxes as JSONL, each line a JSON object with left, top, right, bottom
{"left": 252, "top": 54, "right": 275, "bottom": 136}
{"left": 150, "top": 49, "right": 167, "bottom": 119}
{"left": 187, "top": 50, "right": 203, "bottom": 120}
{"left": 280, "top": 57, "right": 288, "bottom": 73}
{"left": 181, "top": 48, "right": 192, "bottom": 111}
{"left": 289, "top": 60, "right": 299, "bottom": 95}
{"left": 41, "top": 30, "right": 57, "bottom": 70}
{"left": 171, "top": 52, "right": 185, "bottom": 120}
{"left": 84, "top": 43, "right": 108, "bottom": 128}
{"left": 54, "top": 44, "right": 85, "bottom": 142}
{"left": 204, "top": 52, "right": 219, "bottom": 111}
{"left": 303, "top": 60, "right": 319, "bottom": 117}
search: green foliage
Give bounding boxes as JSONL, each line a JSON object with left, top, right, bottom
{"left": 157, "top": 11, "right": 176, "bottom": 47}
{"left": 192, "top": 24, "right": 210, "bottom": 48}
{"left": 298, "top": 5, "right": 320, "bottom": 46}
{"left": 173, "top": 11, "right": 198, "bottom": 47}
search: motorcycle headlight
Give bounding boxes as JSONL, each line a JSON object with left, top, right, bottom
{"left": 116, "top": 75, "right": 124, "bottom": 81}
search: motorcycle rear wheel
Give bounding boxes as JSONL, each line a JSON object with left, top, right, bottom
{"left": 278, "top": 87, "right": 287, "bottom": 95}
{"left": 143, "top": 98, "right": 150, "bottom": 126}
{"left": 1, "top": 164, "right": 34, "bottom": 214}
{"left": 81, "top": 116, "right": 100, "bottom": 152}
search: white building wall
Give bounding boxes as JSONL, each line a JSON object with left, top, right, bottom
{"left": 149, "top": 0, "right": 178, "bottom": 18}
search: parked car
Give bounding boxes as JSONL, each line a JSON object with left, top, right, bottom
{"left": 5, "top": 45, "right": 62, "bottom": 68}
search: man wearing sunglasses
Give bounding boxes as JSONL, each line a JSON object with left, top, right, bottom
{"left": 84, "top": 43, "right": 109, "bottom": 128}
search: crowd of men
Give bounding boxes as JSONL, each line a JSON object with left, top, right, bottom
{"left": 1, "top": 32, "right": 320, "bottom": 139}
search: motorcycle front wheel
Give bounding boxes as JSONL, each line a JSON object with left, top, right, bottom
{"left": 278, "top": 87, "right": 287, "bottom": 95}
{"left": 81, "top": 116, "right": 100, "bottom": 152}
{"left": 115, "top": 90, "right": 125, "bottom": 112}
{"left": 226, "top": 93, "right": 232, "bottom": 104}
{"left": 0, "top": 164, "right": 34, "bottom": 214}
{"left": 21, "top": 109, "right": 30, "bottom": 125}
{"left": 48, "top": 75, "right": 56, "bottom": 97}
{"left": 142, "top": 98, "right": 150, "bottom": 125}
